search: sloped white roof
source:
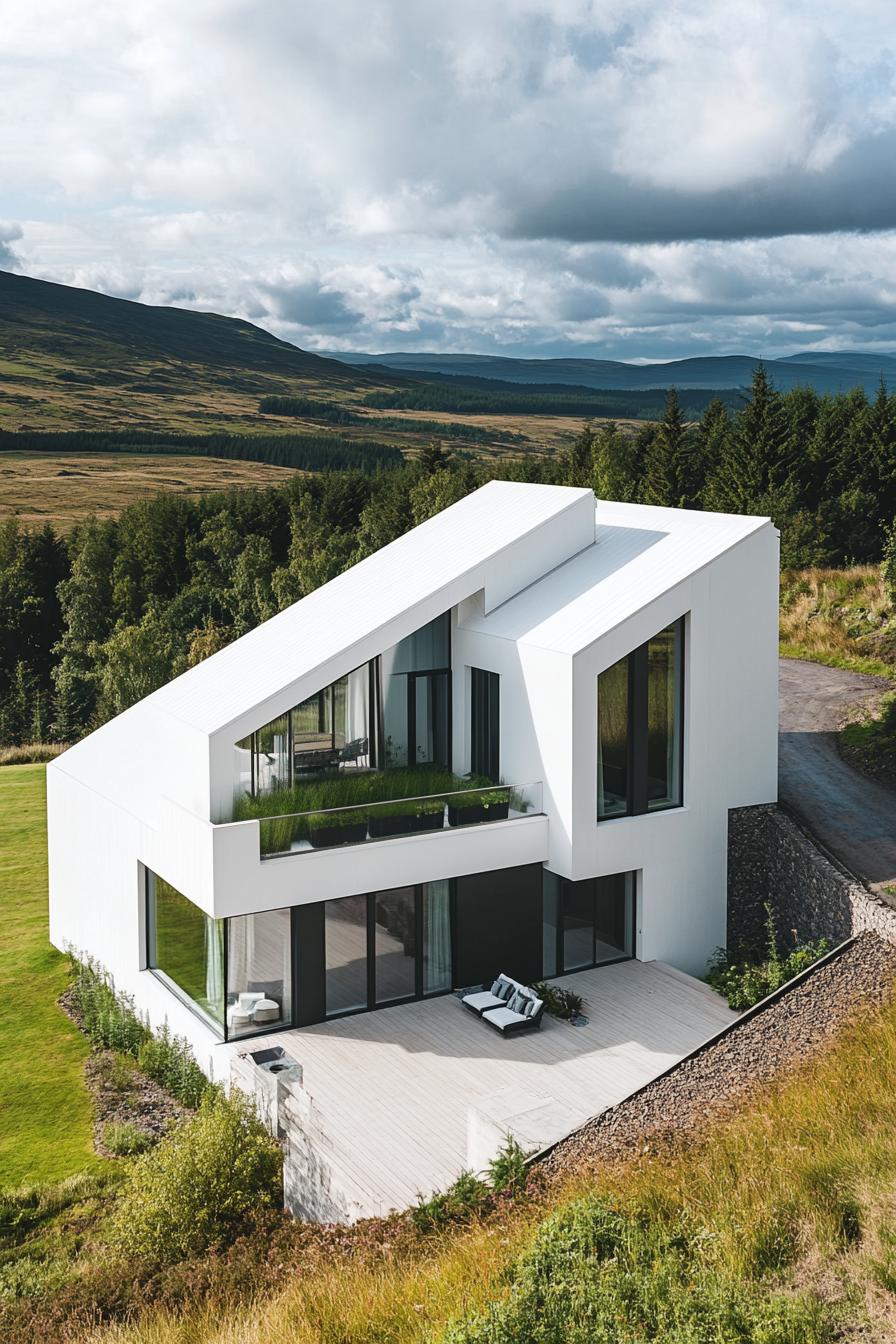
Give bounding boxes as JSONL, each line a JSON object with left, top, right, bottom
{"left": 463, "top": 500, "right": 774, "bottom": 655}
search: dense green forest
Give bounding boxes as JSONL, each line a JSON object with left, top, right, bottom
{"left": 0, "top": 429, "right": 403, "bottom": 472}
{"left": 362, "top": 376, "right": 741, "bottom": 418}
{"left": 2, "top": 365, "right": 895, "bottom": 747}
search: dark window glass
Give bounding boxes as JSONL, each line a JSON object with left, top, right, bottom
{"left": 423, "top": 880, "right": 452, "bottom": 994}
{"left": 595, "top": 872, "right": 634, "bottom": 961}
{"left": 373, "top": 887, "right": 417, "bottom": 1005}
{"left": 542, "top": 870, "right": 560, "bottom": 978}
{"left": 597, "top": 656, "right": 629, "bottom": 818}
{"left": 385, "top": 612, "right": 450, "bottom": 675}
{"left": 647, "top": 623, "right": 683, "bottom": 811}
{"left": 147, "top": 872, "right": 224, "bottom": 1031}
{"left": 325, "top": 894, "right": 368, "bottom": 1016}
{"left": 471, "top": 667, "right": 500, "bottom": 781}
{"left": 562, "top": 881, "right": 595, "bottom": 972}
{"left": 226, "top": 908, "right": 292, "bottom": 1037}
{"left": 597, "top": 618, "right": 684, "bottom": 821}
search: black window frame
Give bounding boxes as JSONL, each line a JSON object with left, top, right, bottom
{"left": 470, "top": 667, "right": 500, "bottom": 782}
{"left": 597, "top": 615, "right": 685, "bottom": 822}
{"left": 542, "top": 871, "right": 637, "bottom": 978}
{"left": 324, "top": 882, "right": 457, "bottom": 1020}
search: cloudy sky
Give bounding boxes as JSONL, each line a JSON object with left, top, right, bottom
{"left": 3, "top": 0, "right": 896, "bottom": 360}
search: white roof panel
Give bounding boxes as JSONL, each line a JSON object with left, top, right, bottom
{"left": 463, "top": 500, "right": 773, "bottom": 655}
{"left": 135, "top": 480, "right": 595, "bottom": 736}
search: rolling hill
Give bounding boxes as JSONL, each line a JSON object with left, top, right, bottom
{"left": 0, "top": 270, "right": 393, "bottom": 432}
{"left": 330, "top": 348, "right": 896, "bottom": 396}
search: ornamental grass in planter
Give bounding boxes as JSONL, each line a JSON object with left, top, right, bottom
{"left": 307, "top": 809, "right": 368, "bottom": 849}
{"left": 368, "top": 796, "right": 446, "bottom": 838}
{"left": 447, "top": 787, "right": 512, "bottom": 827}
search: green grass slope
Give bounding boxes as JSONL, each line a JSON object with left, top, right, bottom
{"left": 0, "top": 270, "right": 396, "bottom": 432}
{"left": 0, "top": 764, "right": 98, "bottom": 1187}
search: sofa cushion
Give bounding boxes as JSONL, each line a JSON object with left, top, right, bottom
{"left": 482, "top": 1005, "right": 528, "bottom": 1031}
{"left": 521, "top": 996, "right": 542, "bottom": 1018}
{"left": 507, "top": 990, "right": 534, "bottom": 1015}
{"left": 490, "top": 976, "right": 514, "bottom": 1000}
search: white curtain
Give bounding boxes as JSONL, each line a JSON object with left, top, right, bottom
{"left": 423, "top": 881, "right": 452, "bottom": 993}
{"left": 204, "top": 917, "right": 224, "bottom": 1024}
{"left": 346, "top": 666, "right": 369, "bottom": 744}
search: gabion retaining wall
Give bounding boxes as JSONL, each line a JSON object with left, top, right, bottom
{"left": 728, "top": 803, "right": 896, "bottom": 955}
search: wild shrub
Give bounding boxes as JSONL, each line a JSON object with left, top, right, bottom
{"left": 69, "top": 954, "right": 211, "bottom": 1108}
{"left": 102, "top": 1122, "right": 153, "bottom": 1157}
{"left": 530, "top": 982, "right": 584, "bottom": 1020}
{"left": 487, "top": 1136, "right": 532, "bottom": 1196}
{"left": 706, "top": 908, "right": 830, "bottom": 1010}
{"left": 137, "top": 1025, "right": 210, "bottom": 1109}
{"left": 444, "top": 1194, "right": 832, "bottom": 1343}
{"left": 107, "top": 1089, "right": 281, "bottom": 1264}
{"left": 411, "top": 1170, "right": 489, "bottom": 1233}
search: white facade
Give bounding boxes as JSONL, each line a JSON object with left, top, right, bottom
{"left": 47, "top": 482, "right": 778, "bottom": 1080}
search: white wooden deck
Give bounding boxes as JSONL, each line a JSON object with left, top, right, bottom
{"left": 235, "top": 960, "right": 736, "bottom": 1219}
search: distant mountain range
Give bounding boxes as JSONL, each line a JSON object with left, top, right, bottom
{"left": 329, "top": 350, "right": 896, "bottom": 397}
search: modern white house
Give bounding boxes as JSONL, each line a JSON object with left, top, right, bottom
{"left": 47, "top": 481, "right": 778, "bottom": 1212}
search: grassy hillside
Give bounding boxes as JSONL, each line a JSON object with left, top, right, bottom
{"left": 0, "top": 764, "right": 97, "bottom": 1186}
{"left": 780, "top": 567, "right": 896, "bottom": 679}
{"left": 0, "top": 273, "right": 577, "bottom": 455}
{"left": 50, "top": 975, "right": 896, "bottom": 1343}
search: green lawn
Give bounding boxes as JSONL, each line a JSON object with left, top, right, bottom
{"left": 0, "top": 764, "right": 99, "bottom": 1187}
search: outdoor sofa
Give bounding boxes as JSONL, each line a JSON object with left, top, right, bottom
{"left": 462, "top": 973, "right": 544, "bottom": 1035}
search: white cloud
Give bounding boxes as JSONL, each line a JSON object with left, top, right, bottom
{"left": 3, "top": 1, "right": 896, "bottom": 355}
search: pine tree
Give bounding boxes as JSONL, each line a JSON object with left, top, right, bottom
{"left": 704, "top": 362, "right": 794, "bottom": 517}
{"left": 642, "top": 389, "right": 697, "bottom": 508}
{"left": 560, "top": 421, "right": 596, "bottom": 487}
{"left": 592, "top": 422, "right": 640, "bottom": 503}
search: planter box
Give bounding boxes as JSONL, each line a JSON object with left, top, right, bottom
{"left": 448, "top": 800, "right": 510, "bottom": 827}
{"left": 368, "top": 808, "right": 445, "bottom": 839}
{"left": 308, "top": 822, "right": 368, "bottom": 849}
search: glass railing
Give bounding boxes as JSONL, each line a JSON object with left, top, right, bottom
{"left": 256, "top": 781, "right": 543, "bottom": 859}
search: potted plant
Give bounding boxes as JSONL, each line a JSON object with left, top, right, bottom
{"left": 307, "top": 808, "right": 368, "bottom": 849}
{"left": 415, "top": 796, "right": 446, "bottom": 832}
{"left": 447, "top": 787, "right": 511, "bottom": 827}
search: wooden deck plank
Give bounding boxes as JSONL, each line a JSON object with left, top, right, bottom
{"left": 235, "top": 960, "right": 736, "bottom": 1214}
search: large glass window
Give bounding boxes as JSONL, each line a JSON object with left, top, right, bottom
{"left": 647, "top": 622, "right": 683, "bottom": 811}
{"left": 542, "top": 870, "right": 636, "bottom": 977}
{"left": 226, "top": 908, "right": 292, "bottom": 1038}
{"left": 147, "top": 872, "right": 225, "bottom": 1032}
{"left": 597, "top": 617, "right": 684, "bottom": 820}
{"left": 325, "top": 894, "right": 368, "bottom": 1016}
{"left": 381, "top": 613, "right": 451, "bottom": 768}
{"left": 373, "top": 887, "right": 416, "bottom": 1005}
{"left": 597, "top": 656, "right": 629, "bottom": 819}
{"left": 323, "top": 881, "right": 454, "bottom": 1017}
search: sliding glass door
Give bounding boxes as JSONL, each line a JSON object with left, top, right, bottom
{"left": 324, "top": 882, "right": 454, "bottom": 1018}
{"left": 542, "top": 871, "right": 636, "bottom": 977}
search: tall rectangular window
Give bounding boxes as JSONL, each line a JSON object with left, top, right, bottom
{"left": 470, "top": 667, "right": 500, "bottom": 781}
{"left": 325, "top": 894, "right": 368, "bottom": 1016}
{"left": 147, "top": 872, "right": 225, "bottom": 1032}
{"left": 647, "top": 622, "right": 683, "bottom": 812}
{"left": 596, "top": 617, "right": 684, "bottom": 820}
{"left": 373, "top": 887, "right": 416, "bottom": 1005}
{"left": 597, "top": 656, "right": 630, "bottom": 818}
{"left": 423, "top": 880, "right": 452, "bottom": 994}
{"left": 226, "top": 908, "right": 292, "bottom": 1038}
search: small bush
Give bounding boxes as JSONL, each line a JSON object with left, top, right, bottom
{"left": 530, "top": 982, "right": 584, "bottom": 1021}
{"left": 412, "top": 1170, "right": 489, "bottom": 1233}
{"left": 108, "top": 1089, "right": 282, "bottom": 1264}
{"left": 69, "top": 954, "right": 211, "bottom": 1109}
{"left": 137, "top": 1025, "right": 211, "bottom": 1109}
{"left": 707, "top": 908, "right": 830, "bottom": 1010}
{"left": 487, "top": 1136, "right": 532, "bottom": 1195}
{"left": 102, "top": 1121, "right": 153, "bottom": 1157}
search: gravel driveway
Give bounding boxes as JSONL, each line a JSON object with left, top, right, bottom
{"left": 779, "top": 658, "right": 896, "bottom": 890}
